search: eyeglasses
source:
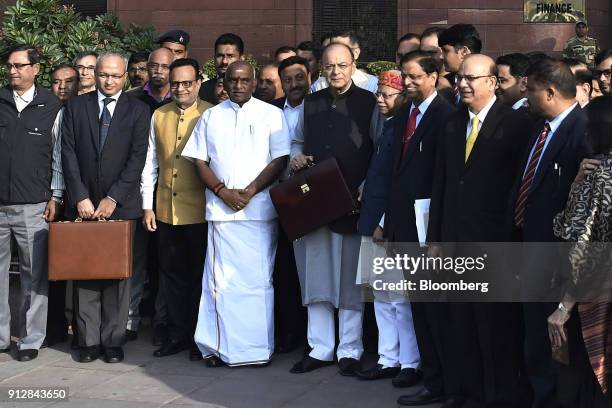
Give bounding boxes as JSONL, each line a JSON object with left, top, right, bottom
{"left": 593, "top": 69, "right": 612, "bottom": 79}
{"left": 170, "top": 80, "right": 196, "bottom": 89}
{"left": 128, "top": 66, "right": 147, "bottom": 73}
{"left": 455, "top": 74, "right": 494, "bottom": 83}
{"left": 375, "top": 91, "right": 403, "bottom": 100}
{"left": 5, "top": 62, "right": 34, "bottom": 70}
{"left": 322, "top": 63, "right": 352, "bottom": 72}
{"left": 403, "top": 73, "right": 427, "bottom": 82}
{"left": 76, "top": 65, "right": 96, "bottom": 72}
{"left": 97, "top": 72, "right": 126, "bottom": 80}
{"left": 147, "top": 63, "right": 170, "bottom": 71}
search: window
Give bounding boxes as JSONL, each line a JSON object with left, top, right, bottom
{"left": 313, "top": 0, "right": 397, "bottom": 63}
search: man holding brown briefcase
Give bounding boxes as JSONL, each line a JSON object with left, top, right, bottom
{"left": 61, "top": 52, "right": 150, "bottom": 363}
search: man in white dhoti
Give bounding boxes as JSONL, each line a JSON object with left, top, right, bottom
{"left": 182, "top": 61, "right": 290, "bottom": 367}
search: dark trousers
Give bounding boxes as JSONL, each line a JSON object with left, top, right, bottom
{"left": 46, "top": 280, "right": 68, "bottom": 340}
{"left": 449, "top": 302, "right": 523, "bottom": 407}
{"left": 74, "top": 278, "right": 130, "bottom": 347}
{"left": 157, "top": 221, "right": 206, "bottom": 344}
{"left": 273, "top": 224, "right": 306, "bottom": 344}
{"left": 412, "top": 302, "right": 459, "bottom": 396}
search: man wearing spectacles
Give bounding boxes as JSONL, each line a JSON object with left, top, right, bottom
{"left": 73, "top": 51, "right": 98, "bottom": 95}
{"left": 61, "top": 52, "right": 150, "bottom": 364}
{"left": 140, "top": 58, "right": 212, "bottom": 361}
{"left": 128, "top": 48, "right": 174, "bottom": 115}
{"left": 0, "top": 44, "right": 63, "bottom": 362}
{"left": 594, "top": 48, "right": 612, "bottom": 96}
{"left": 427, "top": 54, "right": 530, "bottom": 407}
{"left": 127, "top": 52, "right": 150, "bottom": 89}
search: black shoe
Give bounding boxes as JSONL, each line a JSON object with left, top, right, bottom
{"left": 44, "top": 332, "right": 68, "bottom": 347}
{"left": 153, "top": 340, "right": 188, "bottom": 357}
{"left": 17, "top": 349, "right": 38, "bottom": 362}
{"left": 205, "top": 355, "right": 226, "bottom": 368}
{"left": 356, "top": 364, "right": 401, "bottom": 380}
{"left": 125, "top": 329, "right": 138, "bottom": 342}
{"left": 189, "top": 345, "right": 203, "bottom": 361}
{"left": 0, "top": 347, "right": 10, "bottom": 353}
{"left": 397, "top": 387, "right": 445, "bottom": 406}
{"left": 104, "top": 347, "right": 124, "bottom": 363}
{"left": 152, "top": 325, "right": 168, "bottom": 347}
{"left": 338, "top": 357, "right": 361, "bottom": 377}
{"left": 392, "top": 367, "right": 423, "bottom": 388}
{"left": 78, "top": 345, "right": 100, "bottom": 363}
{"left": 290, "top": 355, "right": 333, "bottom": 374}
{"left": 441, "top": 397, "right": 464, "bottom": 408}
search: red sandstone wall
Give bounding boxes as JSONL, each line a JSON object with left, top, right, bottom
{"left": 108, "top": 0, "right": 313, "bottom": 64}
{"left": 398, "top": 0, "right": 610, "bottom": 59}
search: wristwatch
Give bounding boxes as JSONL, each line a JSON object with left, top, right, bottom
{"left": 558, "top": 302, "right": 571, "bottom": 314}
{"left": 51, "top": 196, "right": 64, "bottom": 206}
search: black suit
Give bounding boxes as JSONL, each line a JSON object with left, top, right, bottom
{"left": 383, "top": 95, "right": 458, "bottom": 397}
{"left": 509, "top": 105, "right": 593, "bottom": 407}
{"left": 61, "top": 90, "right": 150, "bottom": 347}
{"left": 427, "top": 98, "right": 530, "bottom": 406}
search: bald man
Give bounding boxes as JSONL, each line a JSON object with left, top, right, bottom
{"left": 290, "top": 43, "right": 377, "bottom": 376}
{"left": 61, "top": 52, "right": 150, "bottom": 363}
{"left": 128, "top": 48, "right": 174, "bottom": 114}
{"left": 182, "top": 61, "right": 291, "bottom": 367}
{"left": 425, "top": 54, "right": 530, "bottom": 406}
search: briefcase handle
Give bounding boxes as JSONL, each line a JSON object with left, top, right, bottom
{"left": 288, "top": 158, "right": 315, "bottom": 177}
{"left": 74, "top": 217, "right": 108, "bottom": 222}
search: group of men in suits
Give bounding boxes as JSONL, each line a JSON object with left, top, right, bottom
{"left": 2, "top": 20, "right": 612, "bottom": 408}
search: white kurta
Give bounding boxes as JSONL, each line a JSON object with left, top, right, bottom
{"left": 182, "top": 97, "right": 290, "bottom": 365}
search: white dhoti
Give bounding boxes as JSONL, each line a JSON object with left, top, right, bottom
{"left": 195, "top": 220, "right": 278, "bottom": 366}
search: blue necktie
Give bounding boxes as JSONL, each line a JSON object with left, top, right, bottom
{"left": 99, "top": 97, "right": 114, "bottom": 155}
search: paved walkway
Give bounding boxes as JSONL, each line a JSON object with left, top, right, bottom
{"left": 0, "top": 324, "right": 443, "bottom": 408}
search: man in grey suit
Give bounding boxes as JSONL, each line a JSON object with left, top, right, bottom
{"left": 0, "top": 44, "right": 63, "bottom": 361}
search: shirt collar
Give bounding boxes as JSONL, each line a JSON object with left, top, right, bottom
{"left": 177, "top": 99, "right": 199, "bottom": 115}
{"left": 284, "top": 98, "right": 303, "bottom": 110}
{"left": 512, "top": 97, "right": 528, "bottom": 110}
{"left": 412, "top": 91, "right": 438, "bottom": 114}
{"left": 143, "top": 82, "right": 171, "bottom": 100}
{"left": 547, "top": 102, "right": 578, "bottom": 134}
{"left": 13, "top": 84, "right": 36, "bottom": 104}
{"left": 468, "top": 95, "right": 497, "bottom": 123}
{"left": 228, "top": 96, "right": 254, "bottom": 111}
{"left": 97, "top": 89, "right": 122, "bottom": 104}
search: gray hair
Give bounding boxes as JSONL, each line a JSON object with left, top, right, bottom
{"left": 96, "top": 52, "right": 129, "bottom": 71}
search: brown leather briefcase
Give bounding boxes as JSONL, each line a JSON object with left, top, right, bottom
{"left": 270, "top": 157, "right": 357, "bottom": 241}
{"left": 48, "top": 220, "right": 133, "bottom": 281}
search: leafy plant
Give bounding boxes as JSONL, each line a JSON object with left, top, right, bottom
{"left": 0, "top": 0, "right": 159, "bottom": 87}
{"left": 366, "top": 61, "right": 397, "bottom": 77}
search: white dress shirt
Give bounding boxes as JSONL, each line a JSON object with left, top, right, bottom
{"left": 411, "top": 90, "right": 438, "bottom": 128}
{"left": 182, "top": 97, "right": 291, "bottom": 221}
{"left": 512, "top": 97, "right": 528, "bottom": 110}
{"left": 14, "top": 85, "right": 64, "bottom": 197}
{"left": 466, "top": 95, "right": 497, "bottom": 139}
{"left": 522, "top": 102, "right": 578, "bottom": 177}
{"left": 97, "top": 90, "right": 122, "bottom": 118}
{"left": 310, "top": 69, "right": 378, "bottom": 93}
{"left": 282, "top": 99, "right": 303, "bottom": 138}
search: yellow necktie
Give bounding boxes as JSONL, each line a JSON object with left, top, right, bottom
{"left": 465, "top": 115, "right": 480, "bottom": 162}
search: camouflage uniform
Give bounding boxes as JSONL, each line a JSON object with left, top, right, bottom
{"left": 563, "top": 36, "right": 599, "bottom": 67}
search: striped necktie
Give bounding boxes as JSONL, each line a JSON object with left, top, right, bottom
{"left": 513, "top": 123, "right": 551, "bottom": 227}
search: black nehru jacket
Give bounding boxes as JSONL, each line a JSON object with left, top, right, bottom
{"left": 198, "top": 78, "right": 216, "bottom": 104}
{"left": 0, "top": 85, "right": 62, "bottom": 204}
{"left": 302, "top": 83, "right": 376, "bottom": 234}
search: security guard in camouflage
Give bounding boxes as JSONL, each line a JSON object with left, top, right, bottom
{"left": 563, "top": 20, "right": 599, "bottom": 68}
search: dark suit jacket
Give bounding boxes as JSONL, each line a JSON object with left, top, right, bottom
{"left": 61, "top": 91, "right": 150, "bottom": 220}
{"left": 271, "top": 97, "right": 286, "bottom": 109}
{"left": 198, "top": 78, "right": 217, "bottom": 104}
{"left": 384, "top": 95, "right": 455, "bottom": 242}
{"left": 428, "top": 98, "right": 530, "bottom": 243}
{"left": 358, "top": 118, "right": 395, "bottom": 236}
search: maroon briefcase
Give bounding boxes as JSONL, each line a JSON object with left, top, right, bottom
{"left": 270, "top": 157, "right": 358, "bottom": 241}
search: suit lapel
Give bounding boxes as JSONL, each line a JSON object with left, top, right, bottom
{"left": 100, "top": 93, "right": 129, "bottom": 157}
{"left": 392, "top": 107, "right": 409, "bottom": 172}
{"left": 400, "top": 96, "right": 441, "bottom": 170}
{"left": 529, "top": 105, "right": 580, "bottom": 193}
{"left": 86, "top": 92, "right": 100, "bottom": 154}
{"left": 464, "top": 100, "right": 504, "bottom": 171}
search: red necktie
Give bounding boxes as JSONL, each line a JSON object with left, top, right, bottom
{"left": 401, "top": 106, "right": 420, "bottom": 160}
{"left": 513, "top": 123, "right": 551, "bottom": 227}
